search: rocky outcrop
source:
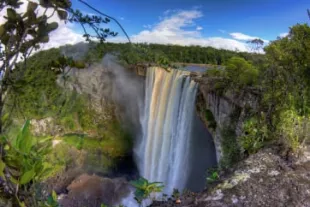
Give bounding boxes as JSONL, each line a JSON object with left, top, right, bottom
{"left": 31, "top": 117, "right": 63, "bottom": 136}
{"left": 152, "top": 147, "right": 310, "bottom": 207}
{"left": 195, "top": 147, "right": 310, "bottom": 207}
{"left": 194, "top": 75, "right": 260, "bottom": 162}
{"left": 59, "top": 174, "right": 130, "bottom": 207}
{"left": 58, "top": 54, "right": 145, "bottom": 136}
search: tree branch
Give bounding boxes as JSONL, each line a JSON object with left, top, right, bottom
{"left": 77, "top": 0, "right": 131, "bottom": 43}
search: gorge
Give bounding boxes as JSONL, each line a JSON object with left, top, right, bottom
{"left": 64, "top": 53, "right": 218, "bottom": 195}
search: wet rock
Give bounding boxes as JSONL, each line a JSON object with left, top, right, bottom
{"left": 176, "top": 199, "right": 181, "bottom": 204}
{"left": 59, "top": 174, "right": 130, "bottom": 207}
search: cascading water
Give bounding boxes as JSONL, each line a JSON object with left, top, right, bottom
{"left": 122, "top": 66, "right": 217, "bottom": 206}
{"left": 137, "top": 67, "right": 199, "bottom": 194}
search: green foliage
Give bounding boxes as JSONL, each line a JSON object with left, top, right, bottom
{"left": 203, "top": 24, "right": 310, "bottom": 156}
{"left": 259, "top": 24, "right": 310, "bottom": 151}
{"left": 39, "top": 190, "right": 59, "bottom": 207}
{"left": 7, "top": 48, "right": 63, "bottom": 119}
{"left": 205, "top": 57, "right": 258, "bottom": 95}
{"left": 206, "top": 168, "right": 219, "bottom": 183}
{"left": 82, "top": 42, "right": 262, "bottom": 66}
{"left": 1, "top": 121, "right": 57, "bottom": 186}
{"left": 205, "top": 109, "right": 216, "bottom": 130}
{"left": 277, "top": 109, "right": 310, "bottom": 151}
{"left": 225, "top": 57, "right": 259, "bottom": 87}
{"left": 220, "top": 126, "right": 241, "bottom": 169}
{"left": 172, "top": 188, "right": 180, "bottom": 200}
{"left": 130, "top": 177, "right": 164, "bottom": 205}
{"left": 60, "top": 118, "right": 132, "bottom": 157}
{"left": 239, "top": 117, "right": 267, "bottom": 154}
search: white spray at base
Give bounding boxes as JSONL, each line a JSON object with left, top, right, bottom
{"left": 136, "top": 67, "right": 198, "bottom": 194}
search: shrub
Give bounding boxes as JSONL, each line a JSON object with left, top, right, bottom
{"left": 225, "top": 57, "right": 259, "bottom": 87}
{"left": 239, "top": 117, "right": 267, "bottom": 154}
{"left": 277, "top": 109, "right": 310, "bottom": 151}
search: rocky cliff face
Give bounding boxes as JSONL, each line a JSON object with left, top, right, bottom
{"left": 194, "top": 75, "right": 259, "bottom": 162}
{"left": 57, "top": 54, "right": 145, "bottom": 137}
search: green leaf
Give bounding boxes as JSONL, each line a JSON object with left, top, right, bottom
{"left": 0, "top": 159, "right": 6, "bottom": 178}
{"left": 39, "top": 0, "right": 52, "bottom": 8}
{"left": 27, "top": 2, "right": 38, "bottom": 12}
{"left": 57, "top": 10, "right": 68, "bottom": 20}
{"left": 17, "top": 120, "right": 33, "bottom": 154}
{"left": 26, "top": 10, "right": 37, "bottom": 22}
{"left": 1, "top": 34, "right": 10, "bottom": 45}
{"left": 52, "top": 190, "right": 57, "bottom": 201}
{"left": 40, "top": 35, "right": 49, "bottom": 43}
{"left": 134, "top": 189, "right": 146, "bottom": 200}
{"left": 47, "top": 22, "right": 59, "bottom": 32}
{"left": 7, "top": 8, "right": 17, "bottom": 20}
{"left": 18, "top": 201, "right": 26, "bottom": 207}
{"left": 47, "top": 195, "right": 54, "bottom": 204}
{"left": 10, "top": 176, "right": 19, "bottom": 185}
{"left": 0, "top": 25, "right": 5, "bottom": 37}
{"left": 130, "top": 177, "right": 147, "bottom": 189}
{"left": 20, "top": 168, "right": 35, "bottom": 184}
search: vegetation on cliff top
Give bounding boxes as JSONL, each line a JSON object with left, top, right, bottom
{"left": 204, "top": 24, "right": 310, "bottom": 168}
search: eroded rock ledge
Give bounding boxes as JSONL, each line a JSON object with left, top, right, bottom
{"left": 151, "top": 147, "right": 310, "bottom": 207}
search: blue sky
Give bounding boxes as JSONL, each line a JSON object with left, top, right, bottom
{"left": 4, "top": 0, "right": 307, "bottom": 51}
{"left": 73, "top": 0, "right": 309, "bottom": 41}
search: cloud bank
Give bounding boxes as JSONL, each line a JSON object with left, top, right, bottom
{"left": 229, "top": 32, "right": 269, "bottom": 43}
{"left": 129, "top": 9, "right": 267, "bottom": 52}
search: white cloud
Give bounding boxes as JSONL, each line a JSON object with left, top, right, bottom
{"left": 196, "top": 26, "right": 203, "bottom": 31}
{"left": 143, "top": 24, "right": 153, "bottom": 29}
{"left": 130, "top": 9, "right": 251, "bottom": 52}
{"left": 41, "top": 24, "right": 84, "bottom": 50}
{"left": 230, "top": 32, "right": 268, "bottom": 43}
{"left": 279, "top": 32, "right": 289, "bottom": 38}
{"left": 219, "top": 29, "right": 226, "bottom": 33}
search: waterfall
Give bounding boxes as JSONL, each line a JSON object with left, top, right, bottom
{"left": 137, "top": 67, "right": 198, "bottom": 194}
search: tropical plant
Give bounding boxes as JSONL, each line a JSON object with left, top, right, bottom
{"left": 130, "top": 177, "right": 164, "bottom": 206}
{"left": 172, "top": 188, "right": 180, "bottom": 200}
{"left": 206, "top": 169, "right": 220, "bottom": 183}
{"left": 0, "top": 120, "right": 57, "bottom": 206}
{"left": 39, "top": 191, "right": 59, "bottom": 207}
